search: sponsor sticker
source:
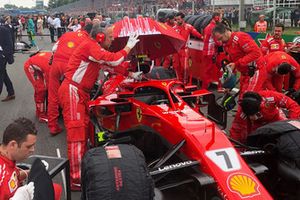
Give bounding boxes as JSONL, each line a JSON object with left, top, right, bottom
{"left": 105, "top": 146, "right": 122, "bottom": 159}
{"left": 205, "top": 147, "right": 241, "bottom": 172}
{"left": 227, "top": 173, "right": 260, "bottom": 198}
{"left": 288, "top": 120, "right": 300, "bottom": 129}
{"left": 8, "top": 171, "right": 18, "bottom": 193}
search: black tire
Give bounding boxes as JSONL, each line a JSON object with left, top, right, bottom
{"left": 186, "top": 15, "right": 200, "bottom": 26}
{"left": 193, "top": 14, "right": 209, "bottom": 33}
{"left": 184, "top": 15, "right": 193, "bottom": 23}
{"left": 81, "top": 144, "right": 154, "bottom": 200}
{"left": 200, "top": 15, "right": 212, "bottom": 33}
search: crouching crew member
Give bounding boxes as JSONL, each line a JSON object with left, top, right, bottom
{"left": 240, "top": 90, "right": 300, "bottom": 139}
{"left": 24, "top": 52, "right": 51, "bottom": 123}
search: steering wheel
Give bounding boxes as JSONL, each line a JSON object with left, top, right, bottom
{"left": 150, "top": 99, "right": 169, "bottom": 105}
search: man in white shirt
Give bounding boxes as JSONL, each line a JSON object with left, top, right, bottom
{"left": 53, "top": 15, "right": 62, "bottom": 38}
{"left": 47, "top": 15, "right": 55, "bottom": 43}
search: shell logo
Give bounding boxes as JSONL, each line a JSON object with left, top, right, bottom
{"left": 38, "top": 52, "right": 46, "bottom": 56}
{"left": 77, "top": 32, "right": 83, "bottom": 37}
{"left": 281, "top": 55, "right": 286, "bottom": 59}
{"left": 67, "top": 41, "right": 75, "bottom": 48}
{"left": 227, "top": 173, "right": 260, "bottom": 198}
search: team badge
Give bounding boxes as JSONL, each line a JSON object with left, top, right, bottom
{"left": 8, "top": 171, "right": 18, "bottom": 193}
{"left": 227, "top": 173, "right": 260, "bottom": 198}
{"left": 67, "top": 41, "right": 75, "bottom": 48}
{"left": 161, "top": 82, "right": 167, "bottom": 86}
{"left": 136, "top": 107, "right": 142, "bottom": 122}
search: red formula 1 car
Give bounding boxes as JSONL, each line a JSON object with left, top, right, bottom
{"left": 80, "top": 66, "right": 281, "bottom": 200}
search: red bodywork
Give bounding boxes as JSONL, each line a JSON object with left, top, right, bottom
{"left": 88, "top": 75, "right": 273, "bottom": 200}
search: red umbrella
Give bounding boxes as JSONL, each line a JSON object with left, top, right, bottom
{"left": 110, "top": 17, "right": 186, "bottom": 59}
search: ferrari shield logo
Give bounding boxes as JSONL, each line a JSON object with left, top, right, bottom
{"left": 162, "top": 82, "right": 167, "bottom": 86}
{"left": 67, "top": 41, "right": 75, "bottom": 48}
{"left": 227, "top": 173, "right": 260, "bottom": 198}
{"left": 136, "top": 107, "right": 142, "bottom": 122}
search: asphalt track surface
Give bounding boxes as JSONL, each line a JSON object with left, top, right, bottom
{"left": 0, "top": 34, "right": 235, "bottom": 200}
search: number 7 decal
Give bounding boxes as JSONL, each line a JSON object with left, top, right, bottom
{"left": 205, "top": 147, "right": 241, "bottom": 172}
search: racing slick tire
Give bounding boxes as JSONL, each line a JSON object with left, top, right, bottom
{"left": 81, "top": 144, "right": 154, "bottom": 200}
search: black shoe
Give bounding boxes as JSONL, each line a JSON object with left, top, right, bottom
{"left": 2, "top": 95, "right": 15, "bottom": 102}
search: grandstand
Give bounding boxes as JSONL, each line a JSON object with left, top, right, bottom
{"left": 50, "top": 0, "right": 204, "bottom": 17}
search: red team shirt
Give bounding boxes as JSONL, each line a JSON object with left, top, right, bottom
{"left": 64, "top": 37, "right": 128, "bottom": 91}
{"left": 260, "top": 35, "right": 286, "bottom": 55}
{"left": 0, "top": 155, "right": 20, "bottom": 200}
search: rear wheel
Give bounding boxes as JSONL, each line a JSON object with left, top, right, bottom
{"left": 81, "top": 144, "right": 155, "bottom": 200}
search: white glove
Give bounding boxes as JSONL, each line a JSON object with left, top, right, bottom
{"left": 126, "top": 32, "right": 140, "bottom": 49}
{"left": 130, "top": 71, "right": 143, "bottom": 80}
{"left": 41, "top": 160, "right": 49, "bottom": 171}
{"left": 10, "top": 182, "right": 35, "bottom": 200}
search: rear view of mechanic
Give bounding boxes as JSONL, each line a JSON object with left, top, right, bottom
{"left": 24, "top": 52, "right": 51, "bottom": 123}
{"left": 240, "top": 90, "right": 300, "bottom": 139}
{"left": 264, "top": 51, "right": 300, "bottom": 92}
{"left": 173, "top": 12, "right": 203, "bottom": 85}
{"left": 212, "top": 23, "right": 267, "bottom": 143}
{"left": 58, "top": 23, "right": 139, "bottom": 190}
{"left": 48, "top": 22, "right": 93, "bottom": 135}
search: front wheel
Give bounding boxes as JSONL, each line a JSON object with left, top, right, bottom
{"left": 81, "top": 144, "right": 155, "bottom": 200}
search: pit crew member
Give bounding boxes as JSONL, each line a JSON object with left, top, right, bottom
{"left": 58, "top": 24, "right": 140, "bottom": 190}
{"left": 264, "top": 51, "right": 300, "bottom": 92}
{"left": 173, "top": 12, "right": 203, "bottom": 84}
{"left": 24, "top": 52, "right": 51, "bottom": 123}
{"left": 240, "top": 90, "right": 300, "bottom": 139}
{"left": 201, "top": 12, "right": 221, "bottom": 89}
{"left": 47, "top": 22, "right": 93, "bottom": 135}
{"left": 260, "top": 23, "right": 286, "bottom": 55}
{"left": 212, "top": 23, "right": 267, "bottom": 143}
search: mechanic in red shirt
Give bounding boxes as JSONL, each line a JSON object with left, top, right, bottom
{"left": 0, "top": 118, "right": 36, "bottom": 200}
{"left": 260, "top": 23, "right": 286, "bottom": 55}
{"left": 58, "top": 24, "right": 139, "bottom": 190}
{"left": 264, "top": 51, "right": 300, "bottom": 92}
{"left": 212, "top": 23, "right": 267, "bottom": 142}
{"left": 173, "top": 12, "right": 203, "bottom": 84}
{"left": 239, "top": 91, "right": 300, "bottom": 142}
{"left": 201, "top": 12, "right": 221, "bottom": 89}
{"left": 0, "top": 118, "right": 62, "bottom": 200}
{"left": 47, "top": 23, "right": 93, "bottom": 135}
{"left": 24, "top": 52, "right": 51, "bottom": 123}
